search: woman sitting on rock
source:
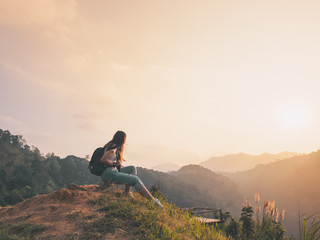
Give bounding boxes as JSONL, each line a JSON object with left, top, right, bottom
{"left": 100, "top": 130, "right": 163, "bottom": 208}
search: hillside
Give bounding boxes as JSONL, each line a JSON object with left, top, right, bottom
{"left": 170, "top": 165, "right": 243, "bottom": 215}
{"left": 200, "top": 152, "right": 302, "bottom": 173}
{"left": 227, "top": 150, "right": 320, "bottom": 237}
{"left": 0, "top": 184, "right": 229, "bottom": 240}
{"left": 0, "top": 129, "right": 228, "bottom": 212}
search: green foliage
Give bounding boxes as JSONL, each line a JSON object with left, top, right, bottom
{"left": 255, "top": 218, "right": 286, "bottom": 240}
{"left": 7, "top": 189, "right": 23, "bottom": 205}
{"left": 219, "top": 196, "right": 289, "bottom": 240}
{"left": 299, "top": 214, "right": 320, "bottom": 240}
{"left": 0, "top": 128, "right": 101, "bottom": 206}
{"left": 224, "top": 218, "right": 239, "bottom": 238}
{"left": 220, "top": 211, "right": 231, "bottom": 223}
{"left": 18, "top": 186, "right": 33, "bottom": 199}
{"left": 239, "top": 204, "right": 255, "bottom": 239}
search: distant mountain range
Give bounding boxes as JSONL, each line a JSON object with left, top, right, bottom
{"left": 199, "top": 151, "right": 303, "bottom": 173}
{"left": 151, "top": 162, "right": 180, "bottom": 172}
{"left": 169, "top": 164, "right": 243, "bottom": 214}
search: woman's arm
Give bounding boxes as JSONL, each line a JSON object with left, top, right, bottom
{"left": 100, "top": 150, "right": 116, "bottom": 167}
{"left": 116, "top": 148, "right": 126, "bottom": 167}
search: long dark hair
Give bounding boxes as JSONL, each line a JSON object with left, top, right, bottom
{"left": 104, "top": 130, "right": 126, "bottom": 161}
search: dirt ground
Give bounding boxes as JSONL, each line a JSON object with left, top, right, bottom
{"left": 0, "top": 184, "right": 131, "bottom": 239}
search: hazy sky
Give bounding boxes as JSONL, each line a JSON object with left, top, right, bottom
{"left": 1, "top": 0, "right": 320, "bottom": 168}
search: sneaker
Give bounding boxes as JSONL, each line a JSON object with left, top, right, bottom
{"left": 153, "top": 198, "right": 164, "bottom": 209}
{"left": 124, "top": 192, "right": 134, "bottom": 198}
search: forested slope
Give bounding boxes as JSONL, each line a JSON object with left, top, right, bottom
{"left": 0, "top": 129, "right": 100, "bottom": 206}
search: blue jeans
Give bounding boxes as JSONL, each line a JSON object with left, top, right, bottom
{"left": 101, "top": 165, "right": 144, "bottom": 191}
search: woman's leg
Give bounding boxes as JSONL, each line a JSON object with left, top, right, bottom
{"left": 112, "top": 170, "right": 144, "bottom": 191}
{"left": 117, "top": 167, "right": 154, "bottom": 200}
{"left": 119, "top": 166, "right": 136, "bottom": 195}
{"left": 119, "top": 165, "right": 137, "bottom": 175}
{"left": 124, "top": 185, "right": 132, "bottom": 196}
{"left": 102, "top": 167, "right": 163, "bottom": 208}
{"left": 101, "top": 168, "right": 117, "bottom": 185}
{"left": 138, "top": 185, "right": 154, "bottom": 200}
{"left": 138, "top": 186, "right": 163, "bottom": 208}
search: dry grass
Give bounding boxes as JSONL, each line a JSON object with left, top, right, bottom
{"left": 0, "top": 184, "right": 229, "bottom": 240}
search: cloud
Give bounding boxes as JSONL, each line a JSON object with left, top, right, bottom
{"left": 110, "top": 62, "right": 134, "bottom": 72}
{"left": 0, "top": 0, "right": 77, "bottom": 27}
{"left": 0, "top": 0, "right": 78, "bottom": 47}
{"left": 73, "top": 113, "right": 101, "bottom": 132}
{"left": 149, "top": 65, "right": 182, "bottom": 73}
{"left": 0, "top": 61, "right": 30, "bottom": 80}
{"left": 0, "top": 115, "right": 23, "bottom": 126}
{"left": 64, "top": 54, "right": 90, "bottom": 75}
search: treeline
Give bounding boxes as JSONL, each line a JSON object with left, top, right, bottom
{"left": 0, "top": 129, "right": 100, "bottom": 206}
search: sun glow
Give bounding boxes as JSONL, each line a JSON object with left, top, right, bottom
{"left": 276, "top": 103, "right": 311, "bottom": 132}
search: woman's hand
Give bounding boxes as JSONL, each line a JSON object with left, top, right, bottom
{"left": 100, "top": 150, "right": 116, "bottom": 167}
{"left": 116, "top": 159, "right": 123, "bottom": 168}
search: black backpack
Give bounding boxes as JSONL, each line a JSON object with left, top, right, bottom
{"left": 88, "top": 147, "right": 107, "bottom": 176}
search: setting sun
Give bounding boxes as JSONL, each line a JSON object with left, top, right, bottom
{"left": 277, "top": 104, "right": 311, "bottom": 132}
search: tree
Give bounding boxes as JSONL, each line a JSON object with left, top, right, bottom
{"left": 11, "top": 134, "right": 24, "bottom": 148}
{"left": 0, "top": 129, "right": 11, "bottom": 143}
{"left": 7, "top": 189, "right": 24, "bottom": 205}
{"left": 225, "top": 218, "right": 239, "bottom": 238}
{"left": 31, "top": 146, "right": 41, "bottom": 156}
{"left": 0, "top": 169, "right": 7, "bottom": 184}
{"left": 240, "top": 203, "right": 255, "bottom": 239}
{"left": 10, "top": 165, "right": 33, "bottom": 189}
{"left": 19, "top": 186, "right": 34, "bottom": 199}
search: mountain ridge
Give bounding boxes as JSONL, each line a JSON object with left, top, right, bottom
{"left": 151, "top": 162, "right": 181, "bottom": 172}
{"left": 170, "top": 164, "right": 243, "bottom": 215}
{"left": 200, "top": 151, "right": 303, "bottom": 173}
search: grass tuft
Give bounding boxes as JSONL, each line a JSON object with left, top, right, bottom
{"left": 0, "top": 221, "right": 46, "bottom": 240}
{"left": 82, "top": 193, "right": 229, "bottom": 240}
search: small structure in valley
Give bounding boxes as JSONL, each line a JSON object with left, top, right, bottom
{"left": 182, "top": 207, "right": 222, "bottom": 225}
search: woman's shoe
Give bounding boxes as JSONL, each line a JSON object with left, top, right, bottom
{"left": 124, "top": 192, "right": 134, "bottom": 198}
{"left": 153, "top": 198, "right": 164, "bottom": 209}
